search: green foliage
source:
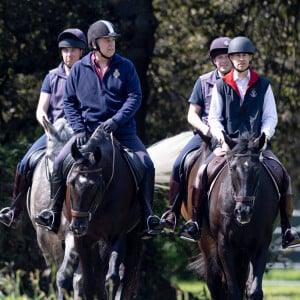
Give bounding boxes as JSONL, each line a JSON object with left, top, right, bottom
{"left": 0, "top": 266, "right": 60, "bottom": 299}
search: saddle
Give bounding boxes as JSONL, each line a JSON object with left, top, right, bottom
{"left": 26, "top": 149, "right": 45, "bottom": 183}
{"left": 206, "top": 156, "right": 227, "bottom": 187}
{"left": 180, "top": 147, "right": 203, "bottom": 183}
{"left": 205, "top": 153, "right": 283, "bottom": 198}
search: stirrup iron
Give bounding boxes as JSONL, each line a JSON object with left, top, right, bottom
{"left": 146, "top": 215, "right": 162, "bottom": 234}
{"left": 283, "top": 227, "right": 300, "bottom": 249}
{"left": 179, "top": 220, "right": 200, "bottom": 243}
{"left": 0, "top": 207, "right": 14, "bottom": 227}
{"left": 35, "top": 209, "right": 56, "bottom": 231}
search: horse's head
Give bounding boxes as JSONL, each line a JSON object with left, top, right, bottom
{"left": 224, "top": 132, "right": 266, "bottom": 225}
{"left": 67, "top": 128, "right": 113, "bottom": 236}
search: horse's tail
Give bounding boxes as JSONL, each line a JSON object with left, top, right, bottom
{"left": 187, "top": 253, "right": 206, "bottom": 280}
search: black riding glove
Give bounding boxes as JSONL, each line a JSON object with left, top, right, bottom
{"left": 101, "top": 118, "right": 118, "bottom": 133}
{"left": 75, "top": 131, "right": 89, "bottom": 147}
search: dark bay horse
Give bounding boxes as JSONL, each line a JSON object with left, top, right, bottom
{"left": 182, "top": 132, "right": 280, "bottom": 300}
{"left": 67, "top": 126, "right": 142, "bottom": 300}
{"left": 28, "top": 118, "right": 82, "bottom": 299}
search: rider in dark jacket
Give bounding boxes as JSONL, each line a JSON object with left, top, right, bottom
{"left": 34, "top": 20, "right": 163, "bottom": 238}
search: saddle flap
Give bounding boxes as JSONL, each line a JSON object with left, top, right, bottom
{"left": 206, "top": 156, "right": 227, "bottom": 187}
{"left": 261, "top": 156, "right": 283, "bottom": 197}
{"left": 121, "top": 148, "right": 145, "bottom": 190}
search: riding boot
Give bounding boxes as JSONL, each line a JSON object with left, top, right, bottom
{"left": 140, "top": 172, "right": 163, "bottom": 239}
{"left": 179, "top": 186, "right": 203, "bottom": 242}
{"left": 0, "top": 165, "right": 29, "bottom": 227}
{"left": 160, "top": 178, "right": 183, "bottom": 232}
{"left": 34, "top": 179, "right": 66, "bottom": 234}
{"left": 280, "top": 183, "right": 300, "bottom": 248}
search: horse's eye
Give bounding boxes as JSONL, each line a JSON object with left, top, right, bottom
{"left": 230, "top": 162, "right": 237, "bottom": 171}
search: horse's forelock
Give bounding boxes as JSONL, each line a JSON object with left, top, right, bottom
{"left": 231, "top": 132, "right": 258, "bottom": 154}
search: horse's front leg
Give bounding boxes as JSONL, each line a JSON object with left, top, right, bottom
{"left": 217, "top": 237, "right": 242, "bottom": 300}
{"left": 246, "top": 246, "right": 269, "bottom": 300}
{"left": 56, "top": 231, "right": 81, "bottom": 299}
{"left": 199, "top": 236, "right": 224, "bottom": 300}
{"left": 75, "top": 236, "right": 107, "bottom": 300}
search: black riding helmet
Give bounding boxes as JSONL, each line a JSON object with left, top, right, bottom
{"left": 87, "top": 20, "right": 119, "bottom": 50}
{"left": 57, "top": 28, "right": 87, "bottom": 49}
{"left": 228, "top": 36, "right": 255, "bottom": 55}
{"left": 210, "top": 37, "right": 231, "bottom": 58}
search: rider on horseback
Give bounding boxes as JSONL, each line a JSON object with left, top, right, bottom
{"left": 160, "top": 37, "right": 232, "bottom": 232}
{"left": 0, "top": 28, "right": 87, "bottom": 228}
{"left": 34, "top": 20, "right": 163, "bottom": 238}
{"left": 181, "top": 36, "right": 300, "bottom": 249}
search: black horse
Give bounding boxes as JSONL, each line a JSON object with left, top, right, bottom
{"left": 66, "top": 127, "right": 142, "bottom": 300}
{"left": 182, "top": 132, "right": 280, "bottom": 300}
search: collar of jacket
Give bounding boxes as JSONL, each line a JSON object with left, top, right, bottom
{"left": 223, "top": 68, "right": 259, "bottom": 97}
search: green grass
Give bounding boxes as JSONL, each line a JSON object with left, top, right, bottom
{"left": 176, "top": 269, "right": 300, "bottom": 300}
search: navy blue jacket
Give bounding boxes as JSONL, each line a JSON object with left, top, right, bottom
{"left": 64, "top": 52, "right": 142, "bottom": 135}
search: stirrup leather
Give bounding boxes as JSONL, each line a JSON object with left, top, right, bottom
{"left": 0, "top": 207, "right": 14, "bottom": 227}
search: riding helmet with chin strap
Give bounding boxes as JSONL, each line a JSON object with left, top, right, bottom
{"left": 87, "top": 20, "right": 120, "bottom": 50}
{"left": 57, "top": 28, "right": 87, "bottom": 49}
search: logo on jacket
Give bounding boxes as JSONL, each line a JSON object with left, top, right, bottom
{"left": 249, "top": 88, "right": 257, "bottom": 98}
{"left": 113, "top": 69, "right": 120, "bottom": 78}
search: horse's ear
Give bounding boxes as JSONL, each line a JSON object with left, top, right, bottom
{"left": 258, "top": 132, "right": 266, "bottom": 151}
{"left": 43, "top": 117, "right": 52, "bottom": 134}
{"left": 71, "top": 142, "right": 83, "bottom": 160}
{"left": 93, "top": 147, "right": 102, "bottom": 163}
{"left": 44, "top": 117, "right": 60, "bottom": 141}
{"left": 223, "top": 131, "right": 236, "bottom": 149}
{"left": 197, "top": 130, "right": 212, "bottom": 145}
